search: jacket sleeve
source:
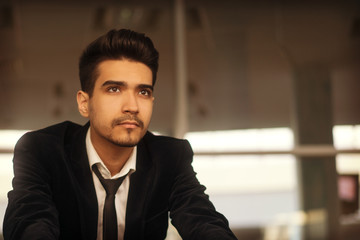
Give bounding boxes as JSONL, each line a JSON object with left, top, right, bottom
{"left": 3, "top": 133, "right": 60, "bottom": 240}
{"left": 169, "top": 140, "right": 238, "bottom": 240}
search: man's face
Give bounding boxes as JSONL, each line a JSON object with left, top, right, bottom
{"left": 77, "top": 59, "right": 154, "bottom": 148}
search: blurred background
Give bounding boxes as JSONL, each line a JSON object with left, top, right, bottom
{"left": 1, "top": 0, "right": 360, "bottom": 239}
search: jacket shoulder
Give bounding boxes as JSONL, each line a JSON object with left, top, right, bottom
{"left": 143, "top": 131, "right": 192, "bottom": 150}
{"left": 34, "top": 121, "right": 83, "bottom": 136}
{"left": 140, "top": 132, "right": 194, "bottom": 164}
{"left": 16, "top": 121, "right": 84, "bottom": 149}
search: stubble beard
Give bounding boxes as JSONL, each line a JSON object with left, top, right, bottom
{"left": 106, "top": 115, "right": 146, "bottom": 147}
{"left": 106, "top": 129, "right": 142, "bottom": 147}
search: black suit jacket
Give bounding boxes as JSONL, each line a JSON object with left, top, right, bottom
{"left": 3, "top": 121, "right": 237, "bottom": 240}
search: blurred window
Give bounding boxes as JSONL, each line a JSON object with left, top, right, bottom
{"left": 185, "top": 128, "right": 297, "bottom": 227}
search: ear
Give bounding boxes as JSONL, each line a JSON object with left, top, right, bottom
{"left": 77, "top": 90, "right": 90, "bottom": 118}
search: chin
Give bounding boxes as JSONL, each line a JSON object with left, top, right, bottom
{"left": 109, "top": 129, "right": 147, "bottom": 147}
{"left": 111, "top": 135, "right": 142, "bottom": 147}
{"left": 118, "top": 142, "right": 138, "bottom": 148}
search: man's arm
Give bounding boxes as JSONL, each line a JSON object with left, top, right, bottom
{"left": 169, "top": 140, "right": 238, "bottom": 240}
{"left": 3, "top": 133, "right": 60, "bottom": 240}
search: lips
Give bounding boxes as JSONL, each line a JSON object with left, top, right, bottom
{"left": 119, "top": 121, "right": 139, "bottom": 128}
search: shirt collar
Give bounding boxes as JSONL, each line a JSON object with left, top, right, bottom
{"left": 86, "top": 127, "right": 137, "bottom": 179}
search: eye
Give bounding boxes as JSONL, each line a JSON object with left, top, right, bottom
{"left": 108, "top": 87, "right": 120, "bottom": 93}
{"left": 139, "top": 89, "right": 152, "bottom": 97}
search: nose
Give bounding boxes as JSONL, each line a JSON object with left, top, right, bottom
{"left": 122, "top": 92, "right": 139, "bottom": 114}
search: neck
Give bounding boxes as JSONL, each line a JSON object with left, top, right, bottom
{"left": 91, "top": 137, "right": 134, "bottom": 177}
{"left": 100, "top": 146, "right": 133, "bottom": 177}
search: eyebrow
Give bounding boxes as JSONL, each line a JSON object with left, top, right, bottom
{"left": 102, "top": 80, "right": 153, "bottom": 91}
{"left": 101, "top": 80, "right": 126, "bottom": 87}
{"left": 138, "top": 84, "right": 154, "bottom": 92}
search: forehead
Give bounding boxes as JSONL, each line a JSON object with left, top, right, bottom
{"left": 95, "top": 59, "right": 152, "bottom": 85}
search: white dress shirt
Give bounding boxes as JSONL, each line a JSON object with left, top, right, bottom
{"left": 86, "top": 128, "right": 136, "bottom": 240}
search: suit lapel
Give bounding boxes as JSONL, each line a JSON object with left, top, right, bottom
{"left": 66, "top": 123, "right": 98, "bottom": 240}
{"left": 124, "top": 134, "right": 154, "bottom": 239}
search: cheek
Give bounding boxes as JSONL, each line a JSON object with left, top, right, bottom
{"left": 146, "top": 102, "right": 154, "bottom": 116}
{"left": 141, "top": 102, "right": 154, "bottom": 121}
{"left": 89, "top": 99, "right": 111, "bottom": 120}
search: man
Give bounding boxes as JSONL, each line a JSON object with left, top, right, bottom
{"left": 3, "top": 29, "right": 237, "bottom": 240}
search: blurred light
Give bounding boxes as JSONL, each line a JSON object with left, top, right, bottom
{"left": 333, "top": 125, "right": 360, "bottom": 175}
{"left": 333, "top": 125, "right": 360, "bottom": 149}
{"left": 0, "top": 154, "right": 13, "bottom": 201}
{"left": 192, "top": 155, "right": 297, "bottom": 194}
{"left": 0, "top": 130, "right": 28, "bottom": 150}
{"left": 185, "top": 127, "right": 297, "bottom": 195}
{"left": 185, "top": 127, "right": 294, "bottom": 153}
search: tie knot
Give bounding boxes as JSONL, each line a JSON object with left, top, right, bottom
{"left": 92, "top": 165, "right": 127, "bottom": 195}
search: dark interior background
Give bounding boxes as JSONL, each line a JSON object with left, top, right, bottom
{"left": 0, "top": 0, "right": 359, "bottom": 134}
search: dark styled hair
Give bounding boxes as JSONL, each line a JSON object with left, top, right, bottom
{"left": 79, "top": 29, "right": 159, "bottom": 96}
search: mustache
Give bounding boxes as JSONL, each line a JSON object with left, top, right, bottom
{"left": 111, "top": 115, "right": 144, "bottom": 129}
